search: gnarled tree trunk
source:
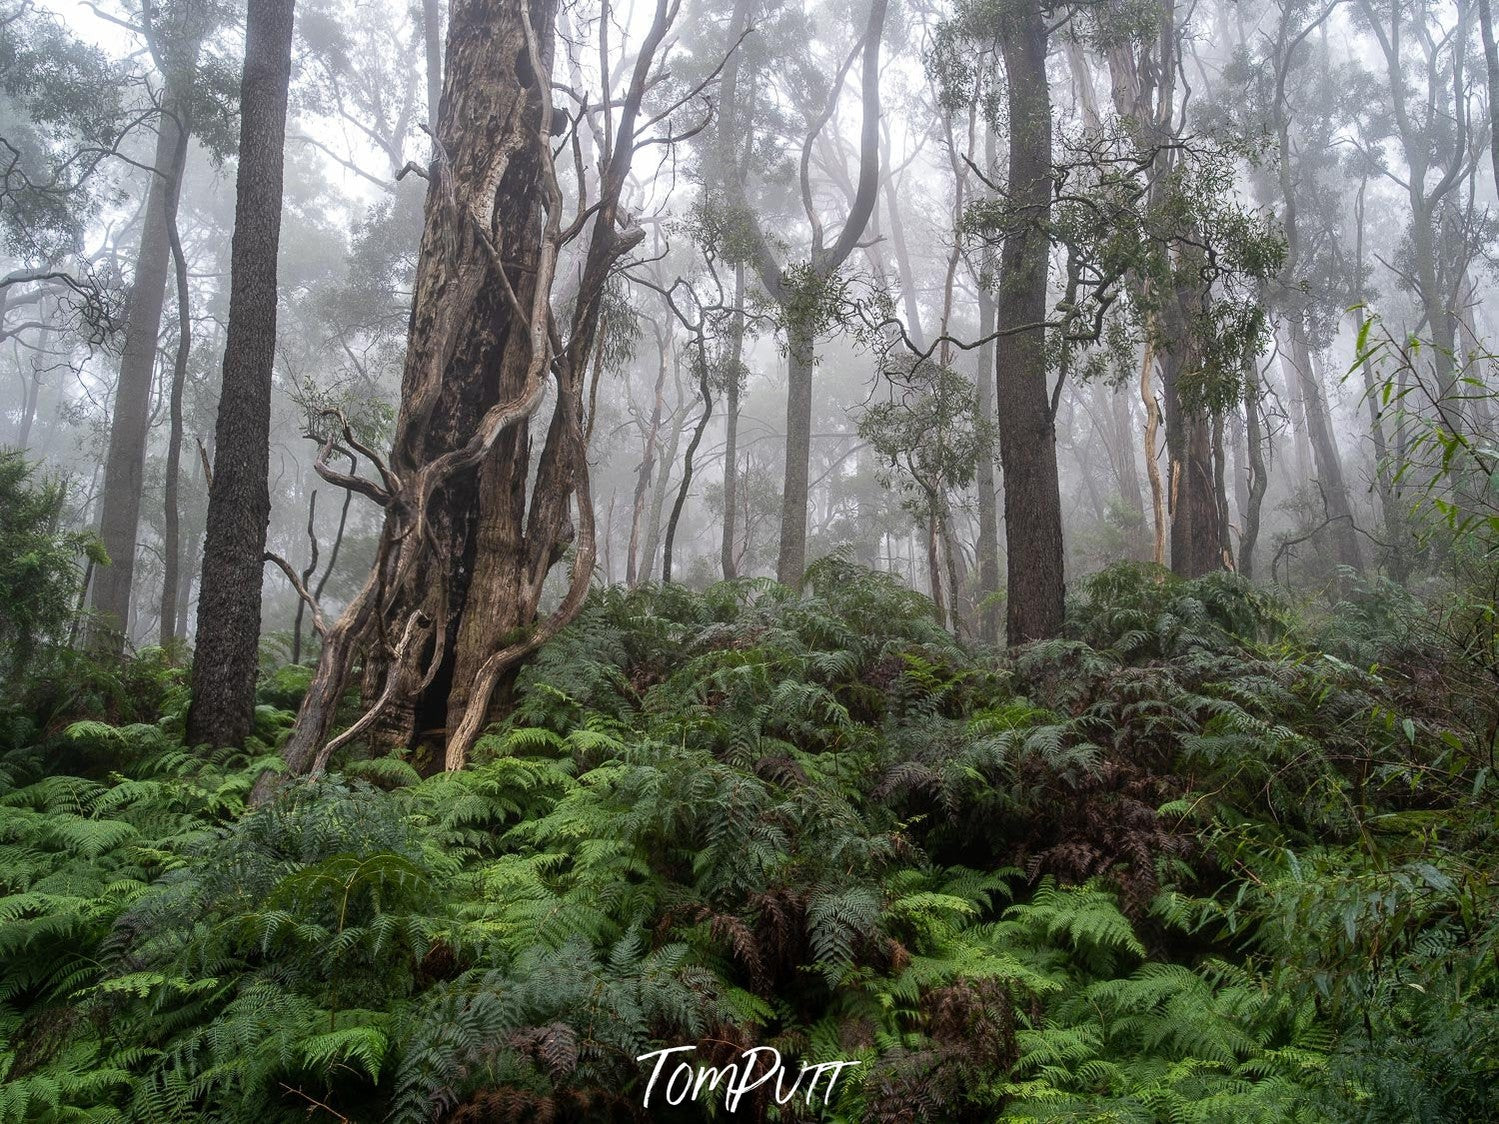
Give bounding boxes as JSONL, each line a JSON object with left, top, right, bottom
{"left": 275, "top": 0, "right": 667, "bottom": 788}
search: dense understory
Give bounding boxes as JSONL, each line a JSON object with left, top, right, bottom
{"left": 1, "top": 559, "right": 1496, "bottom": 1121}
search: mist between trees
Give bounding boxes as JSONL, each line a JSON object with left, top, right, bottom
{"left": 3, "top": 0, "right": 1499, "bottom": 1117}
{"left": 6, "top": 0, "right": 1498, "bottom": 740}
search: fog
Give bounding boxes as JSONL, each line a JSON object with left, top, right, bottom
{"left": 3, "top": 0, "right": 1492, "bottom": 659}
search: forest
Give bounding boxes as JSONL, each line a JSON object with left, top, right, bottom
{"left": 2, "top": 0, "right": 1499, "bottom": 1117}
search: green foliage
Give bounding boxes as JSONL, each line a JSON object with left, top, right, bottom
{"left": 859, "top": 360, "right": 992, "bottom": 520}
{"left": 0, "top": 4, "right": 126, "bottom": 266}
{"left": 0, "top": 453, "right": 102, "bottom": 677}
{"left": 1, "top": 563, "right": 1495, "bottom": 1121}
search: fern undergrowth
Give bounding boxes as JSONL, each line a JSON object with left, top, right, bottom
{"left": 1, "top": 560, "right": 1495, "bottom": 1121}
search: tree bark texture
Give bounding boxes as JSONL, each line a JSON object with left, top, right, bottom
{"left": 187, "top": 0, "right": 296, "bottom": 747}
{"left": 277, "top": 0, "right": 660, "bottom": 784}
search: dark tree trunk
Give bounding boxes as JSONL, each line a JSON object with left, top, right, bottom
{"left": 186, "top": 0, "right": 296, "bottom": 747}
{"left": 90, "top": 88, "right": 191, "bottom": 650}
{"left": 995, "top": 0, "right": 1064, "bottom": 644}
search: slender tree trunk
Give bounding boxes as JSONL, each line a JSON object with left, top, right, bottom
{"left": 1355, "top": 307, "right": 1407, "bottom": 581}
{"left": 603, "top": 490, "right": 616, "bottom": 584}
{"left": 884, "top": 166, "right": 926, "bottom": 348}
{"left": 1240, "top": 358, "right": 1267, "bottom": 579}
{"left": 311, "top": 455, "right": 355, "bottom": 610}
{"left": 175, "top": 449, "right": 206, "bottom": 635}
{"left": 187, "top": 0, "right": 296, "bottom": 747}
{"left": 1409, "top": 200, "right": 1458, "bottom": 398}
{"left": 17, "top": 369, "right": 39, "bottom": 452}
{"left": 776, "top": 317, "right": 815, "bottom": 585}
{"left": 1276, "top": 326, "right": 1314, "bottom": 481}
{"left": 627, "top": 329, "right": 669, "bottom": 587}
{"left": 995, "top": 0, "right": 1064, "bottom": 643}
{"left": 974, "top": 281, "right": 1002, "bottom": 644}
{"left": 1351, "top": 180, "right": 1407, "bottom": 581}
{"left": 720, "top": 263, "right": 745, "bottom": 579}
{"left": 1230, "top": 405, "right": 1249, "bottom": 529}
{"left": 1212, "top": 411, "right": 1232, "bottom": 569}
{"left": 925, "top": 505, "right": 945, "bottom": 627}
{"left": 91, "top": 88, "right": 191, "bottom": 650}
{"left": 939, "top": 491, "right": 966, "bottom": 635}
{"left": 159, "top": 138, "right": 193, "bottom": 651}
{"left": 1295, "top": 333, "right": 1362, "bottom": 571}
{"left": 1141, "top": 340, "right": 1165, "bottom": 566}
{"left": 641, "top": 380, "right": 684, "bottom": 582}
{"left": 291, "top": 491, "right": 317, "bottom": 664}
{"left": 663, "top": 347, "right": 713, "bottom": 582}
{"left": 1108, "top": 382, "right": 1146, "bottom": 527}
{"left": 422, "top": 0, "right": 443, "bottom": 136}
{"left": 1481, "top": 0, "right": 1499, "bottom": 197}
